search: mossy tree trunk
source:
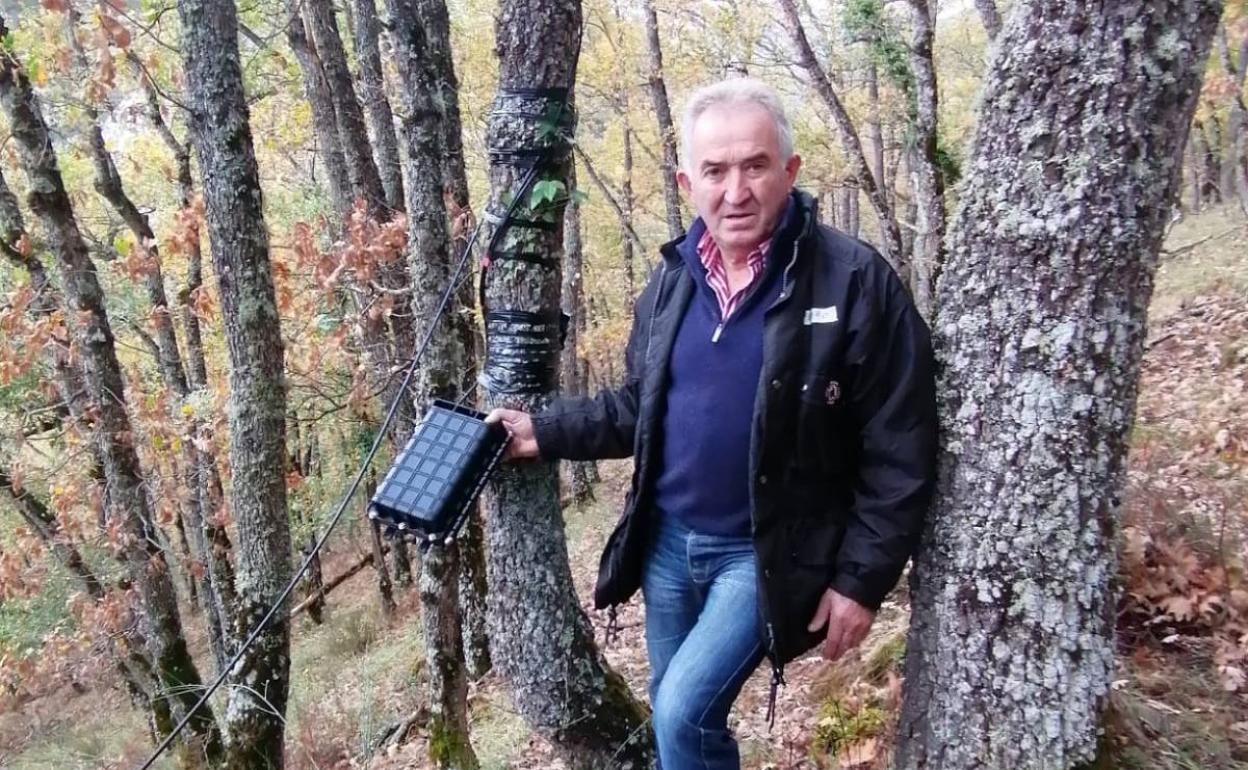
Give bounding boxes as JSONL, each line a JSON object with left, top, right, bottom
{"left": 407, "top": 0, "right": 493, "bottom": 680}
{"left": 178, "top": 0, "right": 294, "bottom": 764}
{"left": 897, "top": 2, "right": 1222, "bottom": 768}
{"left": 480, "top": 1, "right": 652, "bottom": 767}
{"left": 385, "top": 0, "right": 479, "bottom": 765}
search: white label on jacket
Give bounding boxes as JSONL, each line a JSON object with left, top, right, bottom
{"left": 803, "top": 305, "right": 839, "bottom": 325}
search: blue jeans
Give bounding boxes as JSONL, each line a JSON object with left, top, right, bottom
{"left": 642, "top": 514, "right": 765, "bottom": 770}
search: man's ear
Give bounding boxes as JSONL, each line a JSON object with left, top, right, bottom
{"left": 785, "top": 154, "right": 803, "bottom": 186}
{"left": 677, "top": 168, "right": 692, "bottom": 196}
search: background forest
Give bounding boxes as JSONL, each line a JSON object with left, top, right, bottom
{"left": 0, "top": 0, "right": 1246, "bottom": 768}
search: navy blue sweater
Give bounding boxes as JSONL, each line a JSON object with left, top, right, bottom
{"left": 654, "top": 201, "right": 799, "bottom": 536}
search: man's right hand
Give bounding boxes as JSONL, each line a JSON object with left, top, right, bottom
{"left": 485, "top": 408, "right": 540, "bottom": 460}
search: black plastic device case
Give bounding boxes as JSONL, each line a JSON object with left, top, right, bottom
{"left": 368, "top": 399, "right": 509, "bottom": 544}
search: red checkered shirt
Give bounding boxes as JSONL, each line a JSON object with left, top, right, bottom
{"left": 697, "top": 229, "right": 771, "bottom": 321}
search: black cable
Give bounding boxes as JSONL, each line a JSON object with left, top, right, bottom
{"left": 136, "top": 163, "right": 542, "bottom": 770}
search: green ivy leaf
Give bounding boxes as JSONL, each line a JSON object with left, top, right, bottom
{"left": 530, "top": 179, "right": 565, "bottom": 208}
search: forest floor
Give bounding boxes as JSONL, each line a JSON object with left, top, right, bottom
{"left": 2, "top": 204, "right": 1247, "bottom": 769}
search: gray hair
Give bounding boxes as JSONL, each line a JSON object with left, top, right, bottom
{"left": 679, "top": 78, "right": 794, "bottom": 172}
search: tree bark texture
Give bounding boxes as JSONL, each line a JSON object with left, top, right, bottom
{"left": 866, "top": 60, "right": 886, "bottom": 195}
{"left": 1217, "top": 27, "right": 1248, "bottom": 210}
{"left": 350, "top": 0, "right": 405, "bottom": 211}
{"left": 838, "top": 182, "right": 859, "bottom": 237}
{"left": 177, "top": 0, "right": 294, "bottom": 765}
{"left": 284, "top": 0, "right": 352, "bottom": 219}
{"left": 0, "top": 25, "right": 224, "bottom": 768}
{"left": 642, "top": 0, "right": 684, "bottom": 239}
{"left": 902, "top": 0, "right": 945, "bottom": 320}
{"left": 974, "top": 0, "right": 1003, "bottom": 40}
{"left": 1197, "top": 118, "right": 1223, "bottom": 203}
{"left": 897, "top": 3, "right": 1221, "bottom": 769}
{"left": 384, "top": 0, "right": 479, "bottom": 762}
{"left": 561, "top": 157, "right": 596, "bottom": 505}
{"left": 480, "top": 2, "right": 652, "bottom": 766}
{"left": 303, "top": 0, "right": 390, "bottom": 217}
{"left": 400, "top": 0, "right": 493, "bottom": 678}
{"left": 778, "top": 0, "right": 905, "bottom": 269}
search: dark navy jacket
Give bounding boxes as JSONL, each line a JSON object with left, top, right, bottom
{"left": 532, "top": 189, "right": 937, "bottom": 668}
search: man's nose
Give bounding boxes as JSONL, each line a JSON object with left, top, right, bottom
{"left": 724, "top": 168, "right": 752, "bottom": 205}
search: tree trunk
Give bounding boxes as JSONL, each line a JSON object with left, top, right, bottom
{"left": 0, "top": 24, "right": 224, "bottom": 767}
{"left": 177, "top": 0, "right": 294, "bottom": 764}
{"left": 405, "top": 0, "right": 493, "bottom": 680}
{"left": 384, "top": 0, "right": 479, "bottom": 763}
{"left": 480, "top": 2, "right": 652, "bottom": 766}
{"left": 897, "top": 3, "right": 1221, "bottom": 769}
{"left": 621, "top": 124, "right": 637, "bottom": 301}
{"left": 902, "top": 0, "right": 944, "bottom": 320}
{"left": 299, "top": 537, "right": 326, "bottom": 625}
{"left": 642, "top": 0, "right": 684, "bottom": 239}
{"left": 366, "top": 473, "right": 397, "bottom": 620}
{"left": 839, "top": 181, "right": 859, "bottom": 237}
{"left": 1199, "top": 117, "right": 1223, "bottom": 203}
{"left": 1188, "top": 125, "right": 1203, "bottom": 210}
{"left": 303, "top": 0, "right": 390, "bottom": 216}
{"left": 284, "top": 0, "right": 352, "bottom": 219}
{"left": 75, "top": 32, "right": 232, "bottom": 662}
{"left": 350, "top": 0, "right": 405, "bottom": 211}
{"left": 562, "top": 157, "right": 596, "bottom": 505}
{"left": 974, "top": 0, "right": 1002, "bottom": 40}
{"left": 867, "top": 60, "right": 886, "bottom": 194}
{"left": 778, "top": 0, "right": 905, "bottom": 270}
{"left": 370, "top": 522, "right": 397, "bottom": 620}
{"left": 1217, "top": 27, "right": 1248, "bottom": 211}
{"left": 392, "top": 533, "right": 414, "bottom": 587}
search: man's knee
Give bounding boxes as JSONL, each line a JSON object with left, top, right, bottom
{"left": 652, "top": 682, "right": 705, "bottom": 744}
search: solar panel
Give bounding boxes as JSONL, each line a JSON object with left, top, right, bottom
{"left": 368, "top": 399, "right": 510, "bottom": 546}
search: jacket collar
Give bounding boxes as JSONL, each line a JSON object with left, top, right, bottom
{"left": 660, "top": 188, "right": 818, "bottom": 269}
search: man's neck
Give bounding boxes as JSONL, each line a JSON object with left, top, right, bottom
{"left": 719, "top": 244, "right": 759, "bottom": 270}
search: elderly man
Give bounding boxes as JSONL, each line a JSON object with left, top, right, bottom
{"left": 488, "top": 78, "right": 936, "bottom": 770}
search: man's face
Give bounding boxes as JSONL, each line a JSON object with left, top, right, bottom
{"left": 677, "top": 101, "right": 801, "bottom": 256}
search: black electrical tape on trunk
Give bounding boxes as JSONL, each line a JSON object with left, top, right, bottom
{"left": 479, "top": 310, "right": 562, "bottom": 394}
{"left": 479, "top": 88, "right": 573, "bottom": 396}
{"left": 484, "top": 208, "right": 559, "bottom": 232}
{"left": 498, "top": 86, "right": 570, "bottom": 99}
{"left": 488, "top": 250, "right": 558, "bottom": 268}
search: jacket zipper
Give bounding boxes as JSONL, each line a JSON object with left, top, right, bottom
{"left": 761, "top": 234, "right": 803, "bottom": 726}
{"left": 711, "top": 237, "right": 802, "bottom": 344}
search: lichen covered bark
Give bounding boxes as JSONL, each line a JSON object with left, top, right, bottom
{"left": 177, "top": 0, "right": 293, "bottom": 764}
{"left": 385, "top": 0, "right": 479, "bottom": 763}
{"left": 480, "top": 2, "right": 651, "bottom": 766}
{"left": 897, "top": 3, "right": 1222, "bottom": 768}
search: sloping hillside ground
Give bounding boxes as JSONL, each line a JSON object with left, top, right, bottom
{"left": 2, "top": 206, "right": 1245, "bottom": 769}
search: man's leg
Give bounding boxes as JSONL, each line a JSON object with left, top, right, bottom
{"left": 642, "top": 514, "right": 703, "bottom": 705}
{"left": 650, "top": 533, "right": 764, "bottom": 770}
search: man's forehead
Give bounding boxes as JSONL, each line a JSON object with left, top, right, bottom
{"left": 690, "top": 103, "right": 781, "bottom": 158}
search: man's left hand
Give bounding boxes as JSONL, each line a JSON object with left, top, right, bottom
{"left": 807, "top": 588, "right": 875, "bottom": 661}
